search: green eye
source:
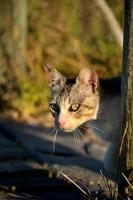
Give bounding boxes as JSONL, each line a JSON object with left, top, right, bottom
{"left": 69, "top": 103, "right": 80, "bottom": 112}
{"left": 49, "top": 103, "right": 59, "bottom": 112}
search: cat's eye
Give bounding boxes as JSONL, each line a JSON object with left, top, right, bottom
{"left": 69, "top": 103, "right": 80, "bottom": 112}
{"left": 49, "top": 103, "right": 59, "bottom": 112}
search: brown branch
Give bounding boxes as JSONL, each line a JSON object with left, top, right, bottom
{"left": 94, "top": 0, "right": 123, "bottom": 48}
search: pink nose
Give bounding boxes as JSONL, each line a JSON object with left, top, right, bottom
{"left": 58, "top": 116, "right": 66, "bottom": 129}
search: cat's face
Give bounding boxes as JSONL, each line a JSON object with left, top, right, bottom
{"left": 45, "top": 65, "right": 100, "bottom": 132}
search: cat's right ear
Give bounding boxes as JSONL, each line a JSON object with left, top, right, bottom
{"left": 44, "top": 64, "right": 66, "bottom": 91}
{"left": 76, "top": 67, "right": 99, "bottom": 92}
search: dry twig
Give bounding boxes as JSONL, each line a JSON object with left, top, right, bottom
{"left": 60, "top": 171, "right": 88, "bottom": 196}
{"left": 122, "top": 172, "right": 133, "bottom": 191}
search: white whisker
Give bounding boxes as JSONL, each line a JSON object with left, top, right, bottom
{"left": 48, "top": 127, "right": 57, "bottom": 137}
{"left": 77, "top": 128, "right": 87, "bottom": 144}
{"left": 52, "top": 129, "right": 58, "bottom": 153}
{"left": 75, "top": 130, "right": 82, "bottom": 152}
{"left": 73, "top": 131, "right": 77, "bottom": 149}
{"left": 75, "top": 132, "right": 80, "bottom": 151}
{"left": 84, "top": 122, "right": 105, "bottom": 134}
{"left": 73, "top": 130, "right": 79, "bottom": 151}
{"left": 79, "top": 125, "right": 88, "bottom": 133}
{"left": 74, "top": 131, "right": 78, "bottom": 149}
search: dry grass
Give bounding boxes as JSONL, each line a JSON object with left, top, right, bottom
{"left": 60, "top": 166, "right": 133, "bottom": 199}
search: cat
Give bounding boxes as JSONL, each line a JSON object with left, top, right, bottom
{"left": 44, "top": 64, "right": 121, "bottom": 174}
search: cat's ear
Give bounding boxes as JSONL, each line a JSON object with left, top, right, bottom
{"left": 44, "top": 64, "right": 66, "bottom": 91}
{"left": 76, "top": 67, "right": 99, "bottom": 92}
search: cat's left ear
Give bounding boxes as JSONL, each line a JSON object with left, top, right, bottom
{"left": 44, "top": 64, "right": 66, "bottom": 92}
{"left": 76, "top": 67, "right": 99, "bottom": 92}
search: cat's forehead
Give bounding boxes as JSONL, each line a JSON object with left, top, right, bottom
{"left": 57, "top": 82, "right": 83, "bottom": 104}
{"left": 58, "top": 84, "right": 73, "bottom": 102}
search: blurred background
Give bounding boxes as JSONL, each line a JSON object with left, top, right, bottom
{"left": 0, "top": 0, "right": 123, "bottom": 125}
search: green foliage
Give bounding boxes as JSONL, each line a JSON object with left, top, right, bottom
{"left": 0, "top": 0, "right": 123, "bottom": 120}
{"left": 13, "top": 79, "right": 50, "bottom": 116}
{"left": 65, "top": 0, "right": 82, "bottom": 36}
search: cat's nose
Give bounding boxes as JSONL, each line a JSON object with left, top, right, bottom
{"left": 58, "top": 116, "right": 66, "bottom": 129}
{"left": 58, "top": 120, "right": 66, "bottom": 129}
{"left": 58, "top": 121, "right": 65, "bottom": 129}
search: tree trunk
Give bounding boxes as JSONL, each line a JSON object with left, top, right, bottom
{"left": 0, "top": 0, "right": 27, "bottom": 79}
{"left": 118, "top": 0, "right": 133, "bottom": 198}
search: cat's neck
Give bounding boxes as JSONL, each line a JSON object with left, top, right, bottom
{"left": 91, "top": 76, "right": 121, "bottom": 142}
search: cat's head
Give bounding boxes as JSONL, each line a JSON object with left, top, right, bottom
{"left": 45, "top": 64, "right": 100, "bottom": 132}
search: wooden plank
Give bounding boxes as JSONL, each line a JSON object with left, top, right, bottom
{"left": 0, "top": 120, "right": 109, "bottom": 182}
{"left": 0, "top": 120, "right": 77, "bottom": 155}
{"left": 0, "top": 134, "right": 14, "bottom": 147}
{"left": 0, "top": 161, "right": 44, "bottom": 172}
{"left": 0, "top": 147, "right": 32, "bottom": 160}
{"left": 0, "top": 170, "right": 85, "bottom": 200}
{"left": 0, "top": 177, "right": 76, "bottom": 191}
{"left": 0, "top": 120, "right": 80, "bottom": 165}
{"left": 2, "top": 191, "right": 85, "bottom": 200}
{"left": 0, "top": 179, "right": 85, "bottom": 199}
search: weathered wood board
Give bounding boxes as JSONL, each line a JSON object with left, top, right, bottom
{"left": 0, "top": 119, "right": 113, "bottom": 199}
{"left": 0, "top": 119, "right": 110, "bottom": 181}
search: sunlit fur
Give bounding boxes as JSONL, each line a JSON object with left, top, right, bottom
{"left": 49, "top": 75, "right": 99, "bottom": 132}
{"left": 44, "top": 65, "right": 99, "bottom": 132}
{"left": 45, "top": 65, "right": 121, "bottom": 174}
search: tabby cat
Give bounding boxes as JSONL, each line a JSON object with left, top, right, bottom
{"left": 45, "top": 64, "right": 121, "bottom": 174}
